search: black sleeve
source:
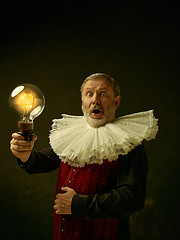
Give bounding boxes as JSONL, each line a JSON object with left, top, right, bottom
{"left": 71, "top": 144, "right": 148, "bottom": 220}
{"left": 17, "top": 147, "right": 60, "bottom": 174}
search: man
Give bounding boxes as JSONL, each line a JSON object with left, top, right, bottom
{"left": 10, "top": 73, "right": 157, "bottom": 239}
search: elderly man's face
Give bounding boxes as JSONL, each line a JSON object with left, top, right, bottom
{"left": 81, "top": 78, "right": 120, "bottom": 128}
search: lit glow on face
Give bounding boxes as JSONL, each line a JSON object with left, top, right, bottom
{"left": 81, "top": 78, "right": 120, "bottom": 128}
{"left": 19, "top": 91, "right": 34, "bottom": 111}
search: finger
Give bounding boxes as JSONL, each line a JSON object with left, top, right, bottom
{"left": 11, "top": 138, "right": 30, "bottom": 147}
{"left": 54, "top": 195, "right": 63, "bottom": 204}
{"left": 10, "top": 143, "right": 32, "bottom": 152}
{"left": 11, "top": 133, "right": 37, "bottom": 143}
{"left": 54, "top": 198, "right": 59, "bottom": 204}
{"left": 56, "top": 193, "right": 62, "bottom": 198}
{"left": 12, "top": 133, "right": 24, "bottom": 140}
{"left": 55, "top": 209, "right": 61, "bottom": 215}
{"left": 53, "top": 205, "right": 60, "bottom": 214}
{"left": 54, "top": 203, "right": 65, "bottom": 208}
{"left": 54, "top": 205, "right": 58, "bottom": 210}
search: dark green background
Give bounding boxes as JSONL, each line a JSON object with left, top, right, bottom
{"left": 0, "top": 2, "right": 179, "bottom": 239}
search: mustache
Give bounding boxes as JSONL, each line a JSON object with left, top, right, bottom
{"left": 90, "top": 105, "right": 103, "bottom": 113}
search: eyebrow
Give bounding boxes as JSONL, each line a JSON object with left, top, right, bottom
{"left": 85, "top": 87, "right": 108, "bottom": 91}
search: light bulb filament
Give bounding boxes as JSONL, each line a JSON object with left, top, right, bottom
{"left": 20, "top": 90, "right": 34, "bottom": 112}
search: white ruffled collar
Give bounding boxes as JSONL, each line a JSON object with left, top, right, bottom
{"left": 49, "top": 110, "right": 158, "bottom": 167}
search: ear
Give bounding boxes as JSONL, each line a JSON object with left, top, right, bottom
{"left": 115, "top": 95, "right": 121, "bottom": 110}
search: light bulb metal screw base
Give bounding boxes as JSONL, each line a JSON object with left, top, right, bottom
{"left": 18, "top": 121, "right": 34, "bottom": 142}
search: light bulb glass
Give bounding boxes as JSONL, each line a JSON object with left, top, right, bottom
{"left": 9, "top": 83, "right": 45, "bottom": 122}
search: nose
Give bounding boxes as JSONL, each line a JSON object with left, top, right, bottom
{"left": 92, "top": 94, "right": 100, "bottom": 105}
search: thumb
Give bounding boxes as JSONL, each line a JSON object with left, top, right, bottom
{"left": 32, "top": 134, "right": 38, "bottom": 142}
{"left": 30, "top": 134, "right": 38, "bottom": 149}
{"left": 61, "top": 187, "right": 71, "bottom": 192}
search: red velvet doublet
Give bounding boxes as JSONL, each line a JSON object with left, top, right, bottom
{"left": 54, "top": 159, "right": 118, "bottom": 240}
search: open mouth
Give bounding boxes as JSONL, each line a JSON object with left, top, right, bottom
{"left": 91, "top": 108, "right": 103, "bottom": 118}
{"left": 93, "top": 109, "right": 102, "bottom": 114}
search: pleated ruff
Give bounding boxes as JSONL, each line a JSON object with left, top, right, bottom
{"left": 49, "top": 110, "right": 158, "bottom": 167}
{"left": 54, "top": 159, "right": 118, "bottom": 240}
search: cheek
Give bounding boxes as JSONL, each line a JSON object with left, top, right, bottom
{"left": 82, "top": 98, "right": 90, "bottom": 109}
{"left": 104, "top": 100, "right": 116, "bottom": 111}
{"left": 82, "top": 101, "right": 88, "bottom": 109}
{"left": 102, "top": 99, "right": 112, "bottom": 107}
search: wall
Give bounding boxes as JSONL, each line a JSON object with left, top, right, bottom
{"left": 0, "top": 2, "right": 179, "bottom": 239}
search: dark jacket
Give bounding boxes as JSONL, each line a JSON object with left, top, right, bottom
{"left": 17, "top": 144, "right": 148, "bottom": 240}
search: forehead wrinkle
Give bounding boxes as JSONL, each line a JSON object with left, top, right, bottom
{"left": 82, "top": 79, "right": 115, "bottom": 96}
{"left": 85, "top": 86, "right": 108, "bottom": 91}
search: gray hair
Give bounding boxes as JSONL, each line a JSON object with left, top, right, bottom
{"left": 80, "top": 73, "right": 120, "bottom": 97}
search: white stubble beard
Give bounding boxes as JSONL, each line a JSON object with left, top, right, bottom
{"left": 82, "top": 102, "right": 117, "bottom": 128}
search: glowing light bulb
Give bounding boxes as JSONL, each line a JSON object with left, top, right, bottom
{"left": 19, "top": 90, "right": 34, "bottom": 111}
{"left": 9, "top": 83, "right": 45, "bottom": 141}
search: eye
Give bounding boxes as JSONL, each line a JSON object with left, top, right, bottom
{"left": 100, "top": 91, "right": 107, "bottom": 96}
{"left": 86, "top": 92, "right": 92, "bottom": 97}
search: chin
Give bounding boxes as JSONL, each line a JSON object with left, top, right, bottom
{"left": 86, "top": 116, "right": 107, "bottom": 128}
{"left": 82, "top": 105, "right": 115, "bottom": 128}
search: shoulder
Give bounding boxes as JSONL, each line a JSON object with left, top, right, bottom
{"left": 117, "top": 144, "right": 147, "bottom": 172}
{"left": 119, "top": 144, "right": 146, "bottom": 161}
